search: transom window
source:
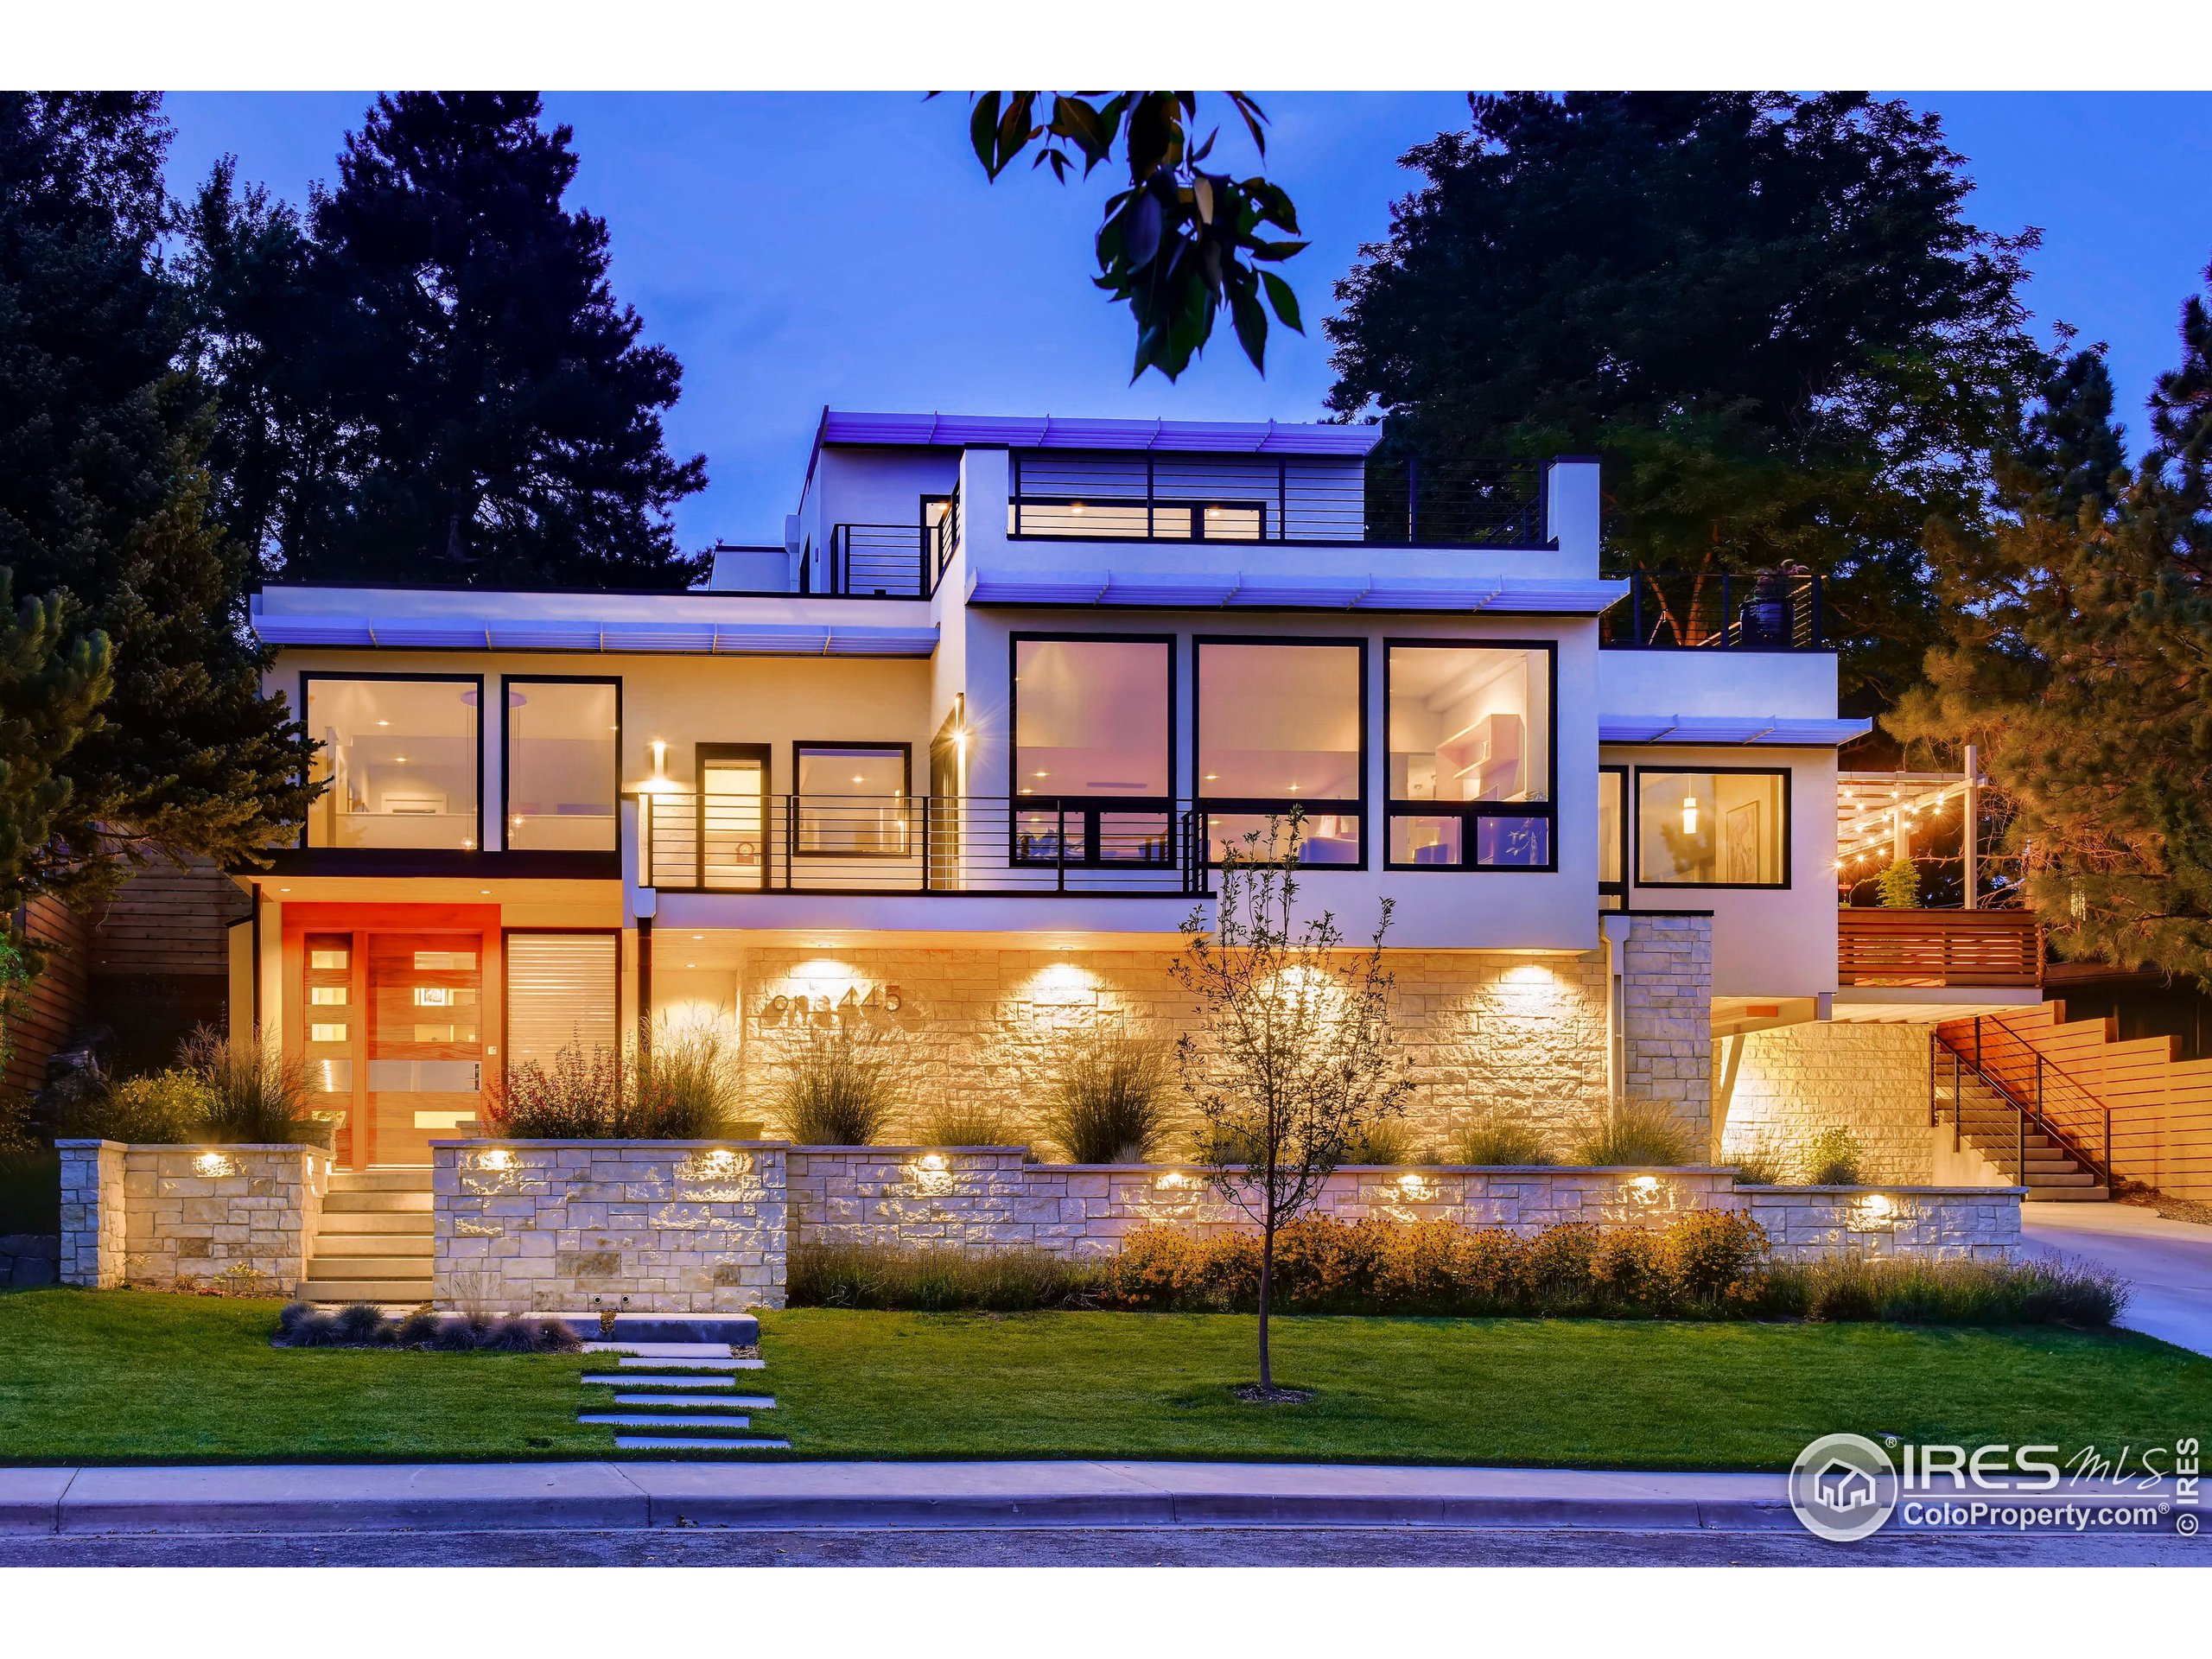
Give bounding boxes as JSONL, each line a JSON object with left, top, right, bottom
{"left": 1635, "top": 768, "right": 1789, "bottom": 887}
{"left": 304, "top": 676, "right": 480, "bottom": 851}
{"left": 1197, "top": 639, "right": 1363, "bottom": 866}
{"left": 1012, "top": 635, "right": 1173, "bottom": 865}
{"left": 1385, "top": 643, "right": 1554, "bottom": 870}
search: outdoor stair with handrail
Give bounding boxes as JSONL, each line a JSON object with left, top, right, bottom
{"left": 1929, "top": 1014, "right": 2112, "bottom": 1200}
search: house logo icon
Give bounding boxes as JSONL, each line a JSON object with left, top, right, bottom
{"left": 1789, "top": 1433, "right": 1899, "bottom": 1542}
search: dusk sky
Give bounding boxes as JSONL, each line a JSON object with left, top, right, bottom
{"left": 160, "top": 91, "right": 2212, "bottom": 553}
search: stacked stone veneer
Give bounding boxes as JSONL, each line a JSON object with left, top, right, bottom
{"left": 787, "top": 1147, "right": 2018, "bottom": 1262}
{"left": 1718, "top": 1022, "right": 1936, "bottom": 1181}
{"left": 56, "top": 1141, "right": 327, "bottom": 1294}
{"left": 715, "top": 915, "right": 1711, "bottom": 1158}
{"left": 432, "top": 1141, "right": 787, "bottom": 1313}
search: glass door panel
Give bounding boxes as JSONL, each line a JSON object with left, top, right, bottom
{"left": 698, "top": 748, "right": 768, "bottom": 890}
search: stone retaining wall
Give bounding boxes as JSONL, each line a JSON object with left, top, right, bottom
{"left": 56, "top": 1140, "right": 327, "bottom": 1294}
{"left": 432, "top": 1141, "right": 787, "bottom": 1313}
{"left": 0, "top": 1233, "right": 59, "bottom": 1287}
{"left": 788, "top": 1147, "right": 2019, "bottom": 1262}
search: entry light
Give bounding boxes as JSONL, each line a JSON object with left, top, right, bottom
{"left": 1681, "top": 795, "right": 1700, "bottom": 836}
{"left": 651, "top": 740, "right": 667, "bottom": 777}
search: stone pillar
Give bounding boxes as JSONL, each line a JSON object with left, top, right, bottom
{"left": 56, "top": 1139, "right": 125, "bottom": 1288}
{"left": 1620, "top": 916, "right": 1714, "bottom": 1151}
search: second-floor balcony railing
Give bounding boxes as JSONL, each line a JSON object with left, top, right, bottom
{"left": 1007, "top": 452, "right": 1546, "bottom": 548}
{"left": 812, "top": 493, "right": 961, "bottom": 598}
{"left": 636, "top": 791, "right": 1210, "bottom": 896}
{"left": 1600, "top": 569, "right": 1825, "bottom": 650}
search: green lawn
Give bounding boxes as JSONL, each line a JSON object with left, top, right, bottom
{"left": 5, "top": 1287, "right": 2210, "bottom": 1469}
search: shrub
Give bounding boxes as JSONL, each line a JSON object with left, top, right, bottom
{"left": 485, "top": 1041, "right": 623, "bottom": 1138}
{"left": 1778, "top": 1254, "right": 2126, "bottom": 1327}
{"left": 182, "top": 1027, "right": 315, "bottom": 1145}
{"left": 1446, "top": 1113, "right": 1554, "bottom": 1166}
{"left": 1877, "top": 855, "right": 1921, "bottom": 909}
{"left": 775, "top": 1020, "right": 896, "bottom": 1145}
{"left": 1802, "top": 1126, "right": 1867, "bottom": 1185}
{"left": 628, "top": 1024, "right": 739, "bottom": 1138}
{"left": 912, "top": 1103, "right": 1023, "bottom": 1147}
{"left": 61, "top": 1071, "right": 219, "bottom": 1144}
{"left": 1656, "top": 1210, "right": 1770, "bottom": 1304}
{"left": 788, "top": 1237, "right": 1105, "bottom": 1311}
{"left": 1041, "top": 1029, "right": 1173, "bottom": 1164}
{"left": 1344, "top": 1118, "right": 1423, "bottom": 1166}
{"left": 1725, "top": 1139, "right": 1790, "bottom": 1186}
{"left": 274, "top": 1302, "right": 581, "bottom": 1351}
{"left": 1573, "top": 1100, "right": 1694, "bottom": 1167}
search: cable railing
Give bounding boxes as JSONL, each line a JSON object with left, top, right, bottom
{"left": 1932, "top": 1014, "right": 2113, "bottom": 1186}
{"left": 1007, "top": 451, "right": 1546, "bottom": 548}
{"left": 1599, "top": 569, "right": 1825, "bottom": 650}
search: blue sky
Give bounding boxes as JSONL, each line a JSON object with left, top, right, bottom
{"left": 159, "top": 91, "right": 2212, "bottom": 551}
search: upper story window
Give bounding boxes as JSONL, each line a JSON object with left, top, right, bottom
{"left": 795, "top": 742, "right": 912, "bottom": 857}
{"left": 1012, "top": 635, "right": 1173, "bottom": 865}
{"left": 304, "top": 675, "right": 480, "bottom": 851}
{"left": 1384, "top": 642, "right": 1554, "bottom": 871}
{"left": 504, "top": 678, "right": 617, "bottom": 853}
{"left": 1635, "top": 767, "right": 1789, "bottom": 887}
{"left": 1197, "top": 639, "right": 1363, "bottom": 866}
{"left": 1599, "top": 766, "right": 1626, "bottom": 908}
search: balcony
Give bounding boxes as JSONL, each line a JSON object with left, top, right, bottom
{"left": 1838, "top": 908, "right": 2044, "bottom": 988}
{"left": 809, "top": 495, "right": 962, "bottom": 600}
{"left": 1600, "top": 569, "right": 1826, "bottom": 650}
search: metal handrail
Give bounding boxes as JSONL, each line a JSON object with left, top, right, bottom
{"left": 1602, "top": 569, "right": 1825, "bottom": 651}
{"left": 1933, "top": 1014, "right": 2114, "bottom": 1185}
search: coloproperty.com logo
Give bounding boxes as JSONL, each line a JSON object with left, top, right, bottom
{"left": 1788, "top": 1433, "right": 2202, "bottom": 1542}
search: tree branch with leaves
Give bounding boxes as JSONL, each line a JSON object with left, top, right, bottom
{"left": 950, "top": 92, "right": 1306, "bottom": 381}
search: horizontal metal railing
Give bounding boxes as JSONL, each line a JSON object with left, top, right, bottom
{"left": 635, "top": 791, "right": 1212, "bottom": 896}
{"left": 1600, "top": 569, "right": 1825, "bottom": 650}
{"left": 1007, "top": 451, "right": 1546, "bottom": 548}
{"left": 811, "top": 496, "right": 961, "bottom": 598}
{"left": 1933, "top": 1014, "right": 2113, "bottom": 1188}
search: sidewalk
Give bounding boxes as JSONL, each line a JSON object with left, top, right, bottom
{"left": 0, "top": 1460, "right": 2189, "bottom": 1536}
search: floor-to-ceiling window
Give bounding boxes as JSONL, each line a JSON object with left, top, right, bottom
{"left": 1195, "top": 639, "right": 1364, "bottom": 866}
{"left": 1011, "top": 634, "right": 1173, "bottom": 864}
{"left": 303, "top": 675, "right": 481, "bottom": 850}
{"left": 1384, "top": 642, "right": 1554, "bottom": 870}
{"left": 503, "top": 677, "right": 618, "bottom": 852}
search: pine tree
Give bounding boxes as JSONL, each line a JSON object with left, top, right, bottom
{"left": 0, "top": 575, "right": 112, "bottom": 910}
{"left": 1325, "top": 92, "right": 2045, "bottom": 714}
{"left": 0, "top": 92, "right": 315, "bottom": 906}
{"left": 192, "top": 92, "right": 707, "bottom": 588}
{"left": 1891, "top": 266, "right": 2212, "bottom": 983}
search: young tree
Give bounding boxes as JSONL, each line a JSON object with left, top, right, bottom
{"left": 190, "top": 92, "right": 708, "bottom": 588}
{"left": 1171, "top": 814, "right": 1413, "bottom": 1395}
{"left": 950, "top": 92, "right": 1305, "bottom": 381}
{"left": 1891, "top": 267, "right": 2212, "bottom": 983}
{"left": 1325, "top": 92, "right": 2045, "bottom": 714}
{"left": 0, "top": 92, "right": 315, "bottom": 906}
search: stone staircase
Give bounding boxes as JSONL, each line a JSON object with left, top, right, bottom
{"left": 300, "top": 1168, "right": 435, "bottom": 1305}
{"left": 1933, "top": 1062, "right": 2109, "bottom": 1200}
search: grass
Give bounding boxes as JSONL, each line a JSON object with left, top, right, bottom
{"left": 7, "top": 1289, "right": 2209, "bottom": 1471}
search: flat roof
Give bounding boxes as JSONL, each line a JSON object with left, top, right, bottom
{"left": 817, "top": 410, "right": 1383, "bottom": 457}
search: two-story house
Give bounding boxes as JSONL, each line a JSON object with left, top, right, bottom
{"left": 237, "top": 409, "right": 1970, "bottom": 1173}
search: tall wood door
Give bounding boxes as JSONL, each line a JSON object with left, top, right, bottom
{"left": 365, "top": 934, "right": 486, "bottom": 1166}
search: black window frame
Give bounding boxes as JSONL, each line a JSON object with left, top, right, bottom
{"left": 695, "top": 741, "right": 773, "bottom": 892}
{"left": 1007, "top": 631, "right": 1178, "bottom": 869}
{"left": 1630, "top": 764, "right": 1793, "bottom": 890}
{"left": 499, "top": 673, "right": 622, "bottom": 855}
{"left": 1380, "top": 637, "right": 1559, "bottom": 874}
{"left": 298, "top": 670, "right": 486, "bottom": 854}
{"left": 1193, "top": 634, "right": 1370, "bottom": 873}
{"left": 791, "top": 740, "right": 916, "bottom": 861}
{"left": 1599, "top": 763, "right": 1629, "bottom": 909}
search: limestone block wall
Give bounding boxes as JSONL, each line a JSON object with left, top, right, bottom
{"left": 1717, "top": 1022, "right": 1936, "bottom": 1182}
{"left": 0, "top": 1232, "right": 59, "bottom": 1287}
{"left": 1739, "top": 1185, "right": 2024, "bottom": 1262}
{"left": 432, "top": 1141, "right": 787, "bottom": 1313}
{"left": 57, "top": 1141, "right": 327, "bottom": 1294}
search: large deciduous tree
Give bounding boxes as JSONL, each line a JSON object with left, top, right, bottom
{"left": 190, "top": 92, "right": 707, "bottom": 588}
{"left": 1890, "top": 268, "right": 2212, "bottom": 984}
{"left": 1325, "top": 92, "right": 2045, "bottom": 714}
{"left": 0, "top": 92, "right": 314, "bottom": 906}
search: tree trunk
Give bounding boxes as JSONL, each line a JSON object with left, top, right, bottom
{"left": 1256, "top": 1217, "right": 1274, "bottom": 1389}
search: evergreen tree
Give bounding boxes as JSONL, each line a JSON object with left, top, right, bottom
{"left": 0, "top": 575, "right": 111, "bottom": 911}
{"left": 192, "top": 92, "right": 707, "bottom": 588}
{"left": 0, "top": 92, "right": 315, "bottom": 906}
{"left": 1891, "top": 267, "right": 2212, "bottom": 983}
{"left": 1325, "top": 92, "right": 2045, "bottom": 713}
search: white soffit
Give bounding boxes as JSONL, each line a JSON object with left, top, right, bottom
{"left": 964, "top": 567, "right": 1628, "bottom": 613}
{"left": 251, "top": 613, "right": 938, "bottom": 657}
{"left": 1599, "top": 715, "right": 1873, "bottom": 747}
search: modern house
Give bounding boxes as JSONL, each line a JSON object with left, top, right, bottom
{"left": 236, "top": 409, "right": 2063, "bottom": 1204}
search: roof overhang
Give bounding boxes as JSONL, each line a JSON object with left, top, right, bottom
{"left": 820, "top": 410, "right": 1383, "bottom": 457}
{"left": 966, "top": 567, "right": 1625, "bottom": 614}
{"left": 253, "top": 612, "right": 936, "bottom": 657}
{"left": 1599, "top": 715, "right": 1873, "bottom": 747}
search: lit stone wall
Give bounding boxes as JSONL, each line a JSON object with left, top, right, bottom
{"left": 1717, "top": 1022, "right": 1936, "bottom": 1181}
{"left": 786, "top": 1147, "right": 2018, "bottom": 1262}
{"left": 57, "top": 1141, "right": 327, "bottom": 1294}
{"left": 728, "top": 920, "right": 1713, "bottom": 1159}
{"left": 432, "top": 1141, "right": 787, "bottom": 1313}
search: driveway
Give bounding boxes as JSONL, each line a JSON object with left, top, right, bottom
{"left": 2021, "top": 1201, "right": 2212, "bottom": 1357}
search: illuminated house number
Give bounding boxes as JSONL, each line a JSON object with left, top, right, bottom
{"left": 762, "top": 984, "right": 903, "bottom": 1022}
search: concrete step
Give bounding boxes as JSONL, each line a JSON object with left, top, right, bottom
{"left": 308, "top": 1255, "right": 434, "bottom": 1282}
{"left": 311, "top": 1234, "right": 434, "bottom": 1258}
{"left": 2026, "top": 1185, "right": 2111, "bottom": 1201}
{"left": 611, "top": 1435, "right": 790, "bottom": 1452}
{"left": 612, "top": 1356, "right": 765, "bottom": 1372}
{"left": 321, "top": 1191, "right": 433, "bottom": 1215}
{"left": 327, "top": 1169, "right": 433, "bottom": 1193}
{"left": 581, "top": 1373, "right": 738, "bottom": 1389}
{"left": 608, "top": 1393, "right": 776, "bottom": 1410}
{"left": 580, "top": 1412, "right": 753, "bottom": 1431}
{"left": 299, "top": 1279, "right": 433, "bottom": 1305}
{"left": 310, "top": 1211, "right": 431, "bottom": 1236}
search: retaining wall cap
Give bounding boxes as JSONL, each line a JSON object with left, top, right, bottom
{"left": 1736, "top": 1185, "right": 2030, "bottom": 1196}
{"left": 53, "top": 1140, "right": 123, "bottom": 1150}
{"left": 431, "top": 1138, "right": 789, "bottom": 1150}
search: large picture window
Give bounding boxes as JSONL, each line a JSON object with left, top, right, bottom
{"left": 304, "top": 675, "right": 480, "bottom": 850}
{"left": 1384, "top": 642, "right": 1554, "bottom": 870}
{"left": 1196, "top": 639, "right": 1363, "bottom": 866}
{"left": 795, "top": 742, "right": 912, "bottom": 857}
{"left": 1011, "top": 635, "right": 1173, "bottom": 865}
{"left": 1636, "top": 768, "right": 1789, "bottom": 887}
{"left": 504, "top": 677, "right": 618, "bottom": 852}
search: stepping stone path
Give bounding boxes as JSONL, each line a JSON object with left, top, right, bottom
{"left": 577, "top": 1338, "right": 789, "bottom": 1452}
